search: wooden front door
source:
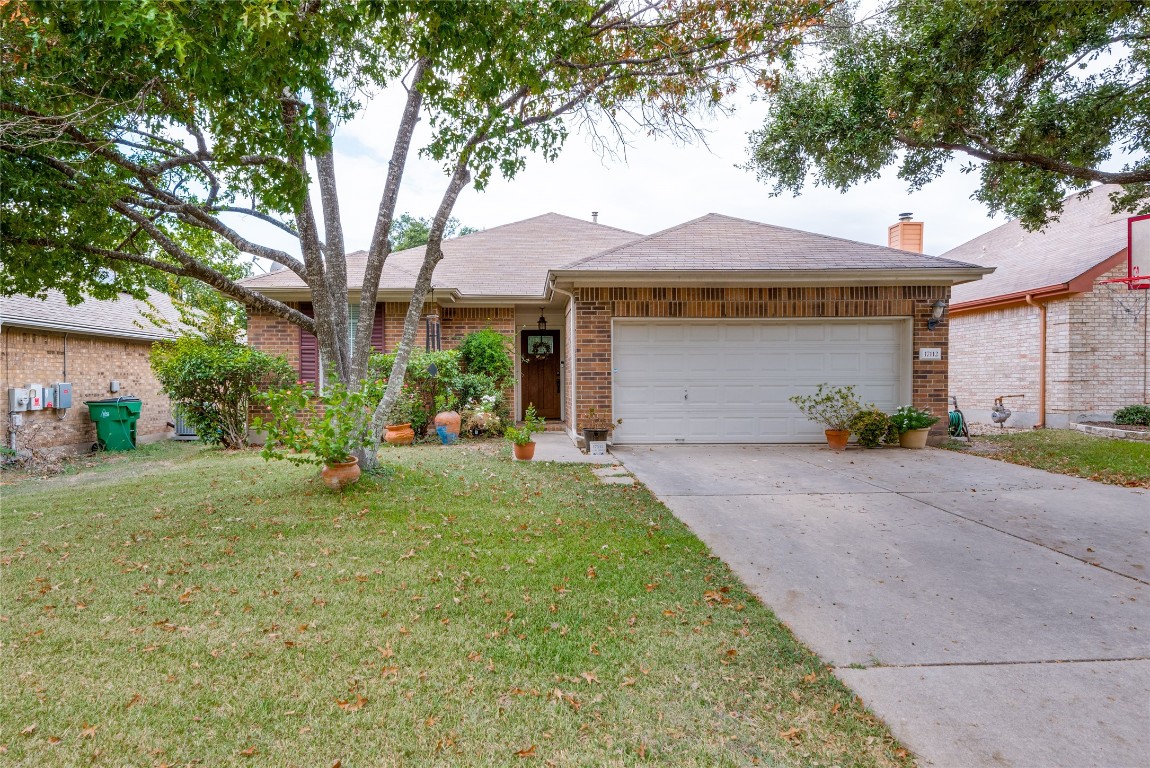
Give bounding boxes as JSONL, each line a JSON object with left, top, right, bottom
{"left": 520, "top": 329, "right": 561, "bottom": 420}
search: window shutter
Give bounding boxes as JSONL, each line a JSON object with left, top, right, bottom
{"left": 371, "top": 303, "right": 385, "bottom": 352}
{"left": 298, "top": 302, "right": 318, "bottom": 384}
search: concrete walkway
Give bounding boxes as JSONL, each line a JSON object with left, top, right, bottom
{"left": 526, "top": 431, "right": 616, "bottom": 464}
{"left": 613, "top": 444, "right": 1150, "bottom": 768}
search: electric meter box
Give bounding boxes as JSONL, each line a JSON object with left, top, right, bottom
{"left": 27, "top": 384, "right": 44, "bottom": 411}
{"left": 42, "top": 385, "right": 56, "bottom": 409}
{"left": 8, "top": 388, "right": 29, "bottom": 412}
{"left": 55, "top": 382, "right": 73, "bottom": 409}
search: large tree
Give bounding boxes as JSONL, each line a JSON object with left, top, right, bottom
{"left": 745, "top": 0, "right": 1150, "bottom": 229}
{"left": 2, "top": 0, "right": 829, "bottom": 465}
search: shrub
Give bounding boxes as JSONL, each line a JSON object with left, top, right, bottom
{"left": 1113, "top": 405, "right": 1150, "bottom": 426}
{"left": 458, "top": 329, "right": 513, "bottom": 385}
{"left": 889, "top": 405, "right": 940, "bottom": 433}
{"left": 789, "top": 384, "right": 862, "bottom": 431}
{"left": 150, "top": 336, "right": 294, "bottom": 448}
{"left": 254, "top": 382, "right": 375, "bottom": 466}
{"left": 850, "top": 408, "right": 898, "bottom": 448}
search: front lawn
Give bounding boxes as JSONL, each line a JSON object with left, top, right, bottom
{"left": 1, "top": 442, "right": 910, "bottom": 767}
{"left": 943, "top": 428, "right": 1150, "bottom": 487}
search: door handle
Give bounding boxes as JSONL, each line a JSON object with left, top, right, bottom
{"left": 684, "top": 388, "right": 688, "bottom": 401}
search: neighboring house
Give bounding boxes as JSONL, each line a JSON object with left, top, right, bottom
{"left": 1, "top": 289, "right": 181, "bottom": 454}
{"left": 243, "top": 212, "right": 989, "bottom": 444}
{"left": 946, "top": 186, "right": 1149, "bottom": 429}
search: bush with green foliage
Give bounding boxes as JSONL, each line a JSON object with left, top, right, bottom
{"left": 1112, "top": 405, "right": 1150, "bottom": 426}
{"left": 458, "top": 329, "right": 513, "bottom": 386}
{"left": 150, "top": 337, "right": 294, "bottom": 448}
{"left": 789, "top": 384, "right": 862, "bottom": 431}
{"left": 850, "top": 408, "right": 899, "bottom": 448}
{"left": 505, "top": 404, "right": 545, "bottom": 446}
{"left": 253, "top": 382, "right": 375, "bottom": 466}
{"left": 889, "top": 405, "right": 940, "bottom": 433}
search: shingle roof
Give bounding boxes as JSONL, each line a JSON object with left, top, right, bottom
{"left": 0, "top": 289, "right": 184, "bottom": 340}
{"left": 238, "top": 213, "right": 640, "bottom": 298}
{"left": 946, "top": 185, "right": 1129, "bottom": 305}
{"left": 562, "top": 213, "right": 981, "bottom": 272}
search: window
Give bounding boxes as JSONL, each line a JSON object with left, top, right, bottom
{"left": 526, "top": 334, "right": 554, "bottom": 357}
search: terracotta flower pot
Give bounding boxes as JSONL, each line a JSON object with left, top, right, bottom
{"left": 434, "top": 410, "right": 461, "bottom": 441}
{"left": 384, "top": 423, "right": 415, "bottom": 446}
{"left": 512, "top": 441, "right": 536, "bottom": 461}
{"left": 899, "top": 427, "right": 930, "bottom": 449}
{"left": 824, "top": 429, "right": 851, "bottom": 451}
{"left": 320, "top": 458, "right": 361, "bottom": 491}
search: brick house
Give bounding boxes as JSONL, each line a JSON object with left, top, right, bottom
{"left": 945, "top": 186, "right": 1149, "bottom": 429}
{"left": 243, "top": 212, "right": 988, "bottom": 444}
{"left": 1, "top": 289, "right": 181, "bottom": 453}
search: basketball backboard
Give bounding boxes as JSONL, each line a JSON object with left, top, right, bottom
{"left": 1130, "top": 214, "right": 1150, "bottom": 289}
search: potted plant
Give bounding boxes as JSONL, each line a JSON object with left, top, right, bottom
{"left": 433, "top": 394, "right": 462, "bottom": 445}
{"left": 505, "top": 404, "right": 545, "bottom": 460}
{"left": 384, "top": 395, "right": 416, "bottom": 446}
{"left": 254, "top": 382, "right": 375, "bottom": 490}
{"left": 889, "top": 405, "right": 940, "bottom": 449}
{"left": 581, "top": 407, "right": 622, "bottom": 450}
{"left": 788, "top": 384, "right": 862, "bottom": 450}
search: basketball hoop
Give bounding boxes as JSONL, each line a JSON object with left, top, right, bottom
{"left": 1104, "top": 214, "right": 1150, "bottom": 290}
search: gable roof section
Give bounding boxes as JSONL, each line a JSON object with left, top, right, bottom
{"left": 946, "top": 185, "right": 1130, "bottom": 308}
{"left": 558, "top": 213, "right": 985, "bottom": 277}
{"left": 238, "top": 213, "right": 640, "bottom": 299}
{"left": 1, "top": 289, "right": 183, "bottom": 341}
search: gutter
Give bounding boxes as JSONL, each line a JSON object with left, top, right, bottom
{"left": 547, "top": 266, "right": 993, "bottom": 288}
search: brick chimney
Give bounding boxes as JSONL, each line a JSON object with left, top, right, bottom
{"left": 887, "top": 212, "right": 923, "bottom": 253}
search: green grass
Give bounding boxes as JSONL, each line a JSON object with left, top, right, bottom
{"left": 943, "top": 429, "right": 1150, "bottom": 487}
{"left": 1, "top": 441, "right": 912, "bottom": 767}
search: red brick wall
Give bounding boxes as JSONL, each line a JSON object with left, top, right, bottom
{"left": 1, "top": 328, "right": 173, "bottom": 453}
{"left": 441, "top": 307, "right": 515, "bottom": 347}
{"left": 572, "top": 285, "right": 951, "bottom": 440}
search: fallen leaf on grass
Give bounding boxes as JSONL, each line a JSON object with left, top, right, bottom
{"left": 895, "top": 748, "right": 909, "bottom": 758}
{"left": 336, "top": 695, "right": 368, "bottom": 712}
{"left": 778, "top": 727, "right": 802, "bottom": 741}
{"left": 239, "top": 746, "right": 258, "bottom": 757}
{"left": 20, "top": 725, "right": 36, "bottom": 737}
{"left": 80, "top": 723, "right": 97, "bottom": 738}
{"left": 802, "top": 671, "right": 818, "bottom": 683}
{"left": 514, "top": 744, "right": 537, "bottom": 758}
{"left": 125, "top": 693, "right": 143, "bottom": 709}
{"left": 579, "top": 671, "right": 599, "bottom": 684}
{"left": 47, "top": 736, "right": 62, "bottom": 745}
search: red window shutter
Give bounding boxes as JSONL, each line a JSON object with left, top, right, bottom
{"left": 371, "top": 303, "right": 385, "bottom": 352}
{"left": 298, "top": 302, "right": 318, "bottom": 384}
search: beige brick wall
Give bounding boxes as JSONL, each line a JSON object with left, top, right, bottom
{"left": 950, "top": 266, "right": 1149, "bottom": 428}
{"left": 1, "top": 328, "right": 172, "bottom": 454}
{"left": 571, "top": 285, "right": 951, "bottom": 440}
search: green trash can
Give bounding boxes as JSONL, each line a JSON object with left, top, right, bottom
{"left": 85, "top": 397, "right": 142, "bottom": 451}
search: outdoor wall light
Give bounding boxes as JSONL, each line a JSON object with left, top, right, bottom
{"left": 537, "top": 309, "right": 548, "bottom": 331}
{"left": 927, "top": 298, "right": 949, "bottom": 331}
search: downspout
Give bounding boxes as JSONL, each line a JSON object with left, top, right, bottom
{"left": 1025, "top": 295, "right": 1046, "bottom": 428}
{"left": 549, "top": 280, "right": 577, "bottom": 437}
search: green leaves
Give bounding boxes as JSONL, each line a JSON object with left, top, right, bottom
{"left": 255, "top": 382, "right": 376, "bottom": 466}
{"left": 746, "top": 0, "right": 1150, "bottom": 229}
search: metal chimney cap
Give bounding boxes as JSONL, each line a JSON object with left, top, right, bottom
{"left": 898, "top": 212, "right": 913, "bottom": 222}
{"left": 591, "top": 211, "right": 599, "bottom": 223}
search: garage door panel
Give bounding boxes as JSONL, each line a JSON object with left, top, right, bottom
{"left": 612, "top": 319, "right": 908, "bottom": 444}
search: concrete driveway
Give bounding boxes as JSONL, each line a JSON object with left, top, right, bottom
{"left": 613, "top": 444, "right": 1150, "bottom": 768}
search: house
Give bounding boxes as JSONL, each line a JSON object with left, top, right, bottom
{"left": 1, "top": 289, "right": 181, "bottom": 454}
{"left": 242, "top": 212, "right": 990, "bottom": 444}
{"left": 944, "top": 186, "right": 1149, "bottom": 428}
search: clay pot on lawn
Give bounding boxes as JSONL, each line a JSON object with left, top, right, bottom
{"left": 898, "top": 428, "right": 930, "bottom": 449}
{"left": 320, "top": 459, "right": 361, "bottom": 491}
{"left": 434, "top": 410, "right": 461, "bottom": 444}
{"left": 824, "top": 429, "right": 851, "bottom": 451}
{"left": 384, "top": 423, "right": 415, "bottom": 446}
{"left": 512, "top": 441, "right": 537, "bottom": 461}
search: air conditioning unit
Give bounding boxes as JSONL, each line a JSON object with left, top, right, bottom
{"left": 172, "top": 407, "right": 198, "bottom": 440}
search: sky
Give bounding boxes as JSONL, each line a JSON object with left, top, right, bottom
{"left": 231, "top": 86, "right": 1014, "bottom": 268}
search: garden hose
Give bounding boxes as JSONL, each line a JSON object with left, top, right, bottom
{"left": 948, "top": 409, "right": 966, "bottom": 438}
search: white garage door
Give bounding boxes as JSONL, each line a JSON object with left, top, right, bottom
{"left": 612, "top": 319, "right": 910, "bottom": 444}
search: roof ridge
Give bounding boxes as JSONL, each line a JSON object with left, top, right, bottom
{"left": 562, "top": 213, "right": 716, "bottom": 268}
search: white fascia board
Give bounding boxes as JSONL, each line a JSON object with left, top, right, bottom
{"left": 548, "top": 267, "right": 994, "bottom": 288}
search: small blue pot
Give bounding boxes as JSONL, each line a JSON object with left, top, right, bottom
{"left": 436, "top": 425, "right": 458, "bottom": 445}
